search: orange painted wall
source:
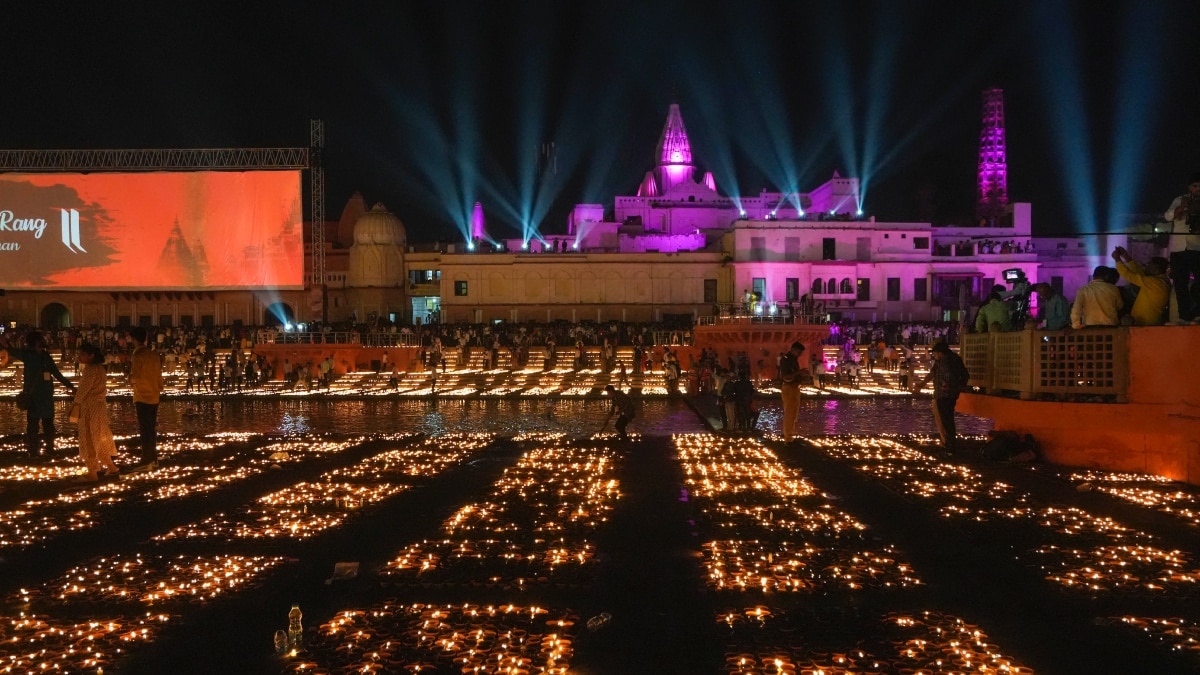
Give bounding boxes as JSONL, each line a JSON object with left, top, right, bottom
{"left": 959, "top": 326, "right": 1200, "bottom": 484}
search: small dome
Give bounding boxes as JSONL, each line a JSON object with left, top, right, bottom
{"left": 353, "top": 203, "right": 406, "bottom": 245}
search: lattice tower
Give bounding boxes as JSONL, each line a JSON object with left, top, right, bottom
{"left": 976, "top": 88, "right": 1009, "bottom": 222}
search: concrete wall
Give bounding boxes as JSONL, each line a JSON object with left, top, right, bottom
{"left": 959, "top": 326, "right": 1200, "bottom": 484}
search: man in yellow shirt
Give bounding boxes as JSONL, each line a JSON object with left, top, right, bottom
{"left": 1112, "top": 247, "right": 1170, "bottom": 326}
{"left": 127, "top": 327, "right": 163, "bottom": 472}
{"left": 1070, "top": 266, "right": 1123, "bottom": 329}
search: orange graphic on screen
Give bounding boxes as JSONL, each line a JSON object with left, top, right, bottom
{"left": 0, "top": 171, "right": 303, "bottom": 290}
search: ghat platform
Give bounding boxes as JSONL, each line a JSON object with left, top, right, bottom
{"left": 958, "top": 325, "right": 1200, "bottom": 485}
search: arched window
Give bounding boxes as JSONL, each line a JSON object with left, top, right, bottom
{"left": 811, "top": 278, "right": 824, "bottom": 294}
{"left": 827, "top": 278, "right": 837, "bottom": 294}
{"left": 840, "top": 278, "right": 853, "bottom": 294}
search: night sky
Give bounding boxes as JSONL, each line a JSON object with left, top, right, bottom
{"left": 4, "top": 1, "right": 1200, "bottom": 241}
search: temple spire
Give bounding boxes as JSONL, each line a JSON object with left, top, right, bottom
{"left": 653, "top": 103, "right": 698, "bottom": 193}
{"left": 656, "top": 103, "right": 693, "bottom": 166}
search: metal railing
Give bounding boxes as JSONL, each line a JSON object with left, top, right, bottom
{"left": 270, "top": 332, "right": 420, "bottom": 347}
{"left": 698, "top": 303, "right": 830, "bottom": 326}
{"left": 653, "top": 331, "right": 694, "bottom": 346}
{"left": 960, "top": 327, "right": 1128, "bottom": 401}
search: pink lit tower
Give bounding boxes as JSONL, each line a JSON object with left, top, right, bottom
{"left": 637, "top": 103, "right": 718, "bottom": 197}
{"left": 976, "top": 88, "right": 1009, "bottom": 226}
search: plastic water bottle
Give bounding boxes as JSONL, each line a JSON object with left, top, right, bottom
{"left": 273, "top": 630, "right": 288, "bottom": 654}
{"left": 287, "top": 605, "right": 303, "bottom": 649}
{"left": 586, "top": 612, "right": 612, "bottom": 632}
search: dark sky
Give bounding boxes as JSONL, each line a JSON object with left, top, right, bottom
{"left": 4, "top": 1, "right": 1200, "bottom": 240}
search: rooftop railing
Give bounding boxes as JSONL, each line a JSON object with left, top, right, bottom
{"left": 959, "top": 327, "right": 1128, "bottom": 402}
{"left": 698, "top": 303, "right": 829, "bottom": 326}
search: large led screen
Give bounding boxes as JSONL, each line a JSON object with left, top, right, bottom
{"left": 0, "top": 171, "right": 303, "bottom": 290}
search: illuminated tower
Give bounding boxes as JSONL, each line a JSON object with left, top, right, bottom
{"left": 471, "top": 201, "right": 486, "bottom": 242}
{"left": 976, "top": 88, "right": 1009, "bottom": 224}
{"left": 653, "top": 103, "right": 697, "bottom": 193}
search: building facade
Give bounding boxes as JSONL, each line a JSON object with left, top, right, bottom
{"left": 1, "top": 104, "right": 1126, "bottom": 329}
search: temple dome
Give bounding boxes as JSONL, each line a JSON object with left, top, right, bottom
{"left": 353, "top": 203, "right": 406, "bottom": 246}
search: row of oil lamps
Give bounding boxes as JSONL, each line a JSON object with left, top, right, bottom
{"left": 802, "top": 435, "right": 1200, "bottom": 596}
{"left": 674, "top": 434, "right": 1033, "bottom": 675}
{"left": 299, "top": 437, "right": 623, "bottom": 672}
{"left": 0, "top": 434, "right": 497, "bottom": 673}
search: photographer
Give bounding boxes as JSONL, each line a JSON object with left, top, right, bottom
{"left": 1164, "top": 173, "right": 1200, "bottom": 321}
{"left": 1112, "top": 247, "right": 1171, "bottom": 326}
{"left": 1000, "top": 272, "right": 1032, "bottom": 328}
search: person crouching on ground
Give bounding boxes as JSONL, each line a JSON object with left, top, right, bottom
{"left": 602, "top": 384, "right": 637, "bottom": 441}
{"left": 911, "top": 341, "right": 970, "bottom": 455}
{"left": 72, "top": 343, "right": 121, "bottom": 483}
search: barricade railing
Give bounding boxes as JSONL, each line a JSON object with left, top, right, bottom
{"left": 653, "top": 331, "right": 694, "bottom": 347}
{"left": 959, "top": 327, "right": 1128, "bottom": 401}
{"left": 270, "top": 332, "right": 420, "bottom": 347}
{"left": 696, "top": 315, "right": 829, "bottom": 325}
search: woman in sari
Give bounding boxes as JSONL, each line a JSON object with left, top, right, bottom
{"left": 72, "top": 343, "right": 120, "bottom": 482}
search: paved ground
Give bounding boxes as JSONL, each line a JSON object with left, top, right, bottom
{"left": 1, "top": 429, "right": 1198, "bottom": 674}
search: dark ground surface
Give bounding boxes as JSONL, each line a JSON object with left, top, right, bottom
{"left": 1, "top": 416, "right": 1198, "bottom": 673}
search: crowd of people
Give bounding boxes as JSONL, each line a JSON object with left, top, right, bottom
{"left": 971, "top": 247, "right": 1175, "bottom": 334}
{"left": 8, "top": 170, "right": 1200, "bottom": 470}
{"left": 933, "top": 239, "right": 1034, "bottom": 257}
{"left": 970, "top": 173, "right": 1200, "bottom": 333}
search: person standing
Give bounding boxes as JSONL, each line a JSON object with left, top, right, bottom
{"left": 732, "top": 374, "right": 756, "bottom": 433}
{"left": 974, "top": 292, "right": 1013, "bottom": 333}
{"left": 1164, "top": 173, "right": 1200, "bottom": 321}
{"left": 1070, "top": 266, "right": 1123, "bottom": 329}
{"left": 601, "top": 384, "right": 637, "bottom": 440}
{"left": 127, "top": 327, "right": 163, "bottom": 472}
{"left": 2, "top": 331, "right": 75, "bottom": 459}
{"left": 1112, "top": 247, "right": 1171, "bottom": 326}
{"left": 777, "top": 341, "right": 808, "bottom": 441}
{"left": 911, "top": 341, "right": 970, "bottom": 454}
{"left": 1032, "top": 283, "right": 1071, "bottom": 331}
{"left": 71, "top": 343, "right": 120, "bottom": 482}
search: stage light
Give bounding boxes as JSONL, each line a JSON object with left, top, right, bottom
{"left": 284, "top": 323, "right": 293, "bottom": 332}
{"left": 467, "top": 242, "right": 475, "bottom": 251}
{"left": 739, "top": 210, "right": 747, "bottom": 217}
{"left": 521, "top": 241, "right": 529, "bottom": 250}
{"left": 856, "top": 209, "right": 864, "bottom": 216}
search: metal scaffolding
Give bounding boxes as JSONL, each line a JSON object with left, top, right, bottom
{"left": 0, "top": 148, "right": 309, "bottom": 171}
{"left": 0, "top": 134, "right": 326, "bottom": 313}
{"left": 310, "top": 120, "right": 326, "bottom": 305}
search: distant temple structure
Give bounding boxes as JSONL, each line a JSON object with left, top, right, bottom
{"left": 2, "top": 98, "right": 1128, "bottom": 329}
